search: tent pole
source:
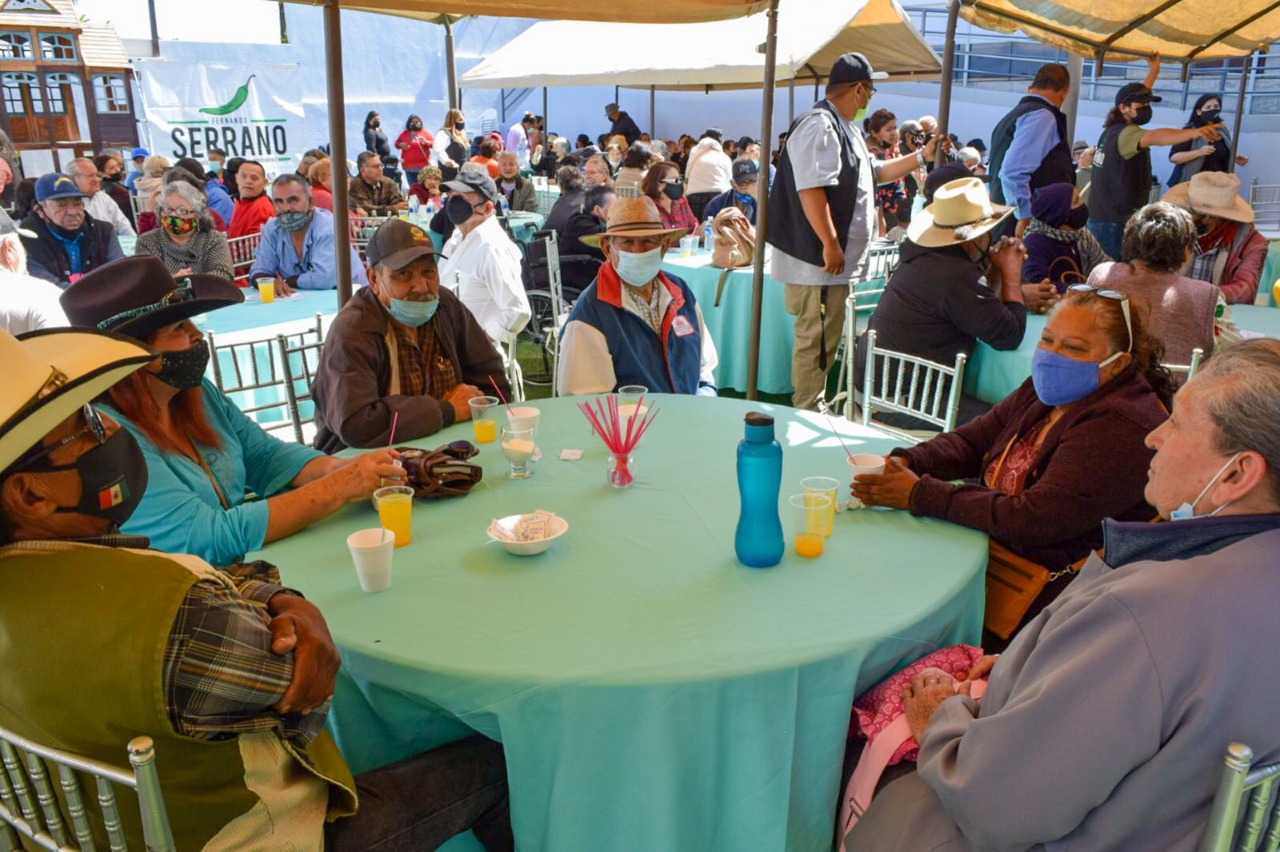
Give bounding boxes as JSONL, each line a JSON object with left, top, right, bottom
{"left": 1229, "top": 51, "right": 1253, "bottom": 175}
{"left": 324, "top": 0, "right": 352, "bottom": 307}
{"left": 789, "top": 78, "right": 795, "bottom": 123}
{"left": 444, "top": 17, "right": 458, "bottom": 112}
{"left": 1064, "top": 53, "right": 1084, "bottom": 144}
{"left": 543, "top": 86, "right": 549, "bottom": 140}
{"left": 650, "top": 85, "right": 656, "bottom": 136}
{"left": 936, "top": 0, "right": 961, "bottom": 145}
{"left": 746, "top": 0, "right": 780, "bottom": 401}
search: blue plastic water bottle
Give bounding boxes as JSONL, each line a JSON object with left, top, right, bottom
{"left": 735, "top": 412, "right": 785, "bottom": 568}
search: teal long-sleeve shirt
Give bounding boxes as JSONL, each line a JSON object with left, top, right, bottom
{"left": 106, "top": 379, "right": 324, "bottom": 567}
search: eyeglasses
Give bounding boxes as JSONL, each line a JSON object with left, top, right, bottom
{"left": 157, "top": 206, "right": 197, "bottom": 217}
{"left": 1066, "top": 284, "right": 1132, "bottom": 352}
{"left": 659, "top": 177, "right": 683, "bottom": 186}
{"left": 9, "top": 404, "right": 106, "bottom": 473}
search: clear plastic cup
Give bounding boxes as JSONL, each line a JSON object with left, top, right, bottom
{"left": 255, "top": 276, "right": 276, "bottom": 304}
{"left": 469, "top": 395, "right": 500, "bottom": 444}
{"left": 347, "top": 527, "right": 394, "bottom": 591}
{"left": 800, "top": 476, "right": 840, "bottom": 536}
{"left": 502, "top": 425, "right": 536, "bottom": 479}
{"left": 373, "top": 485, "right": 414, "bottom": 547}
{"left": 790, "top": 493, "right": 831, "bottom": 558}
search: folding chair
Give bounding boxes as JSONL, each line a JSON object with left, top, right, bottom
{"left": 226, "top": 232, "right": 263, "bottom": 287}
{"left": 1199, "top": 742, "right": 1280, "bottom": 851}
{"left": 351, "top": 214, "right": 393, "bottom": 262}
{"left": 0, "top": 722, "right": 175, "bottom": 852}
{"left": 859, "top": 329, "right": 967, "bottom": 443}
{"left": 521, "top": 230, "right": 576, "bottom": 395}
{"left": 827, "top": 241, "right": 900, "bottom": 418}
{"left": 1164, "top": 347, "right": 1205, "bottom": 382}
{"left": 1249, "top": 178, "right": 1280, "bottom": 233}
{"left": 206, "top": 313, "right": 325, "bottom": 442}
{"left": 276, "top": 331, "right": 327, "bottom": 445}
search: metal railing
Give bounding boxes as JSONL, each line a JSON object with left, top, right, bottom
{"left": 903, "top": 4, "right": 1280, "bottom": 114}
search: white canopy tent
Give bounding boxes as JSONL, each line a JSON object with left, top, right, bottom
{"left": 459, "top": 0, "right": 940, "bottom": 93}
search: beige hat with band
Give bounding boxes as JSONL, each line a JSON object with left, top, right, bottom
{"left": 1162, "top": 171, "right": 1254, "bottom": 224}
{"left": 580, "top": 196, "right": 690, "bottom": 248}
{"left": 907, "top": 177, "right": 1013, "bottom": 248}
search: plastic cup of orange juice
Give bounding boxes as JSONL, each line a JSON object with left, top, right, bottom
{"left": 373, "top": 485, "right": 414, "bottom": 547}
{"left": 255, "top": 276, "right": 276, "bottom": 304}
{"left": 790, "top": 493, "right": 831, "bottom": 558}
{"left": 469, "top": 396, "right": 500, "bottom": 443}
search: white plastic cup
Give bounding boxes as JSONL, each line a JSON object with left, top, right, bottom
{"left": 847, "top": 453, "right": 887, "bottom": 510}
{"left": 347, "top": 527, "right": 394, "bottom": 592}
{"left": 506, "top": 405, "right": 541, "bottom": 438}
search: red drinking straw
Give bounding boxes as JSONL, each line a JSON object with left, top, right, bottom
{"left": 488, "top": 375, "right": 514, "bottom": 416}
{"left": 388, "top": 411, "right": 400, "bottom": 448}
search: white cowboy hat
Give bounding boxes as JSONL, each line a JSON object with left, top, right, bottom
{"left": 0, "top": 328, "right": 153, "bottom": 475}
{"left": 580, "top": 196, "right": 690, "bottom": 248}
{"left": 1162, "top": 171, "right": 1254, "bottom": 224}
{"left": 907, "top": 177, "right": 1013, "bottom": 248}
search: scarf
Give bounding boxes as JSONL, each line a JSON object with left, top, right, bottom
{"left": 1197, "top": 220, "right": 1239, "bottom": 254}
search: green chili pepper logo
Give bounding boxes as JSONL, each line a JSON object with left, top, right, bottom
{"left": 200, "top": 74, "right": 255, "bottom": 116}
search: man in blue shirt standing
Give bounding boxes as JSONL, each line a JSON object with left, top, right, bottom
{"left": 249, "top": 173, "right": 367, "bottom": 296}
{"left": 124, "top": 146, "right": 148, "bottom": 194}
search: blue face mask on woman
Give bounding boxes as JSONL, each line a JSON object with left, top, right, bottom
{"left": 1030, "top": 347, "right": 1125, "bottom": 406}
{"left": 388, "top": 297, "right": 438, "bottom": 327}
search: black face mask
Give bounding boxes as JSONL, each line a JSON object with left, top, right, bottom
{"left": 662, "top": 182, "right": 685, "bottom": 201}
{"left": 1198, "top": 108, "right": 1221, "bottom": 125}
{"left": 156, "top": 339, "right": 210, "bottom": 390}
{"left": 41, "top": 213, "right": 83, "bottom": 240}
{"left": 40, "top": 429, "right": 148, "bottom": 528}
{"left": 371, "top": 120, "right": 380, "bottom": 128}
{"left": 411, "top": 122, "right": 422, "bottom": 131}
{"left": 1065, "top": 203, "right": 1089, "bottom": 230}
{"left": 1195, "top": 219, "right": 1211, "bottom": 237}
{"left": 102, "top": 173, "right": 121, "bottom": 183}
{"left": 1133, "top": 105, "right": 1153, "bottom": 126}
{"left": 446, "top": 194, "right": 481, "bottom": 226}
{"left": 456, "top": 121, "right": 466, "bottom": 130}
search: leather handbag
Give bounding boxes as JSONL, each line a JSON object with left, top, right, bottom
{"left": 395, "top": 441, "right": 484, "bottom": 498}
{"left": 984, "top": 541, "right": 1055, "bottom": 640}
{"left": 710, "top": 207, "right": 756, "bottom": 307}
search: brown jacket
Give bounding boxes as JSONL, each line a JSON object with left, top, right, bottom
{"left": 311, "top": 286, "right": 509, "bottom": 452}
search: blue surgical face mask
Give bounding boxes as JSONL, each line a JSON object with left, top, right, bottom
{"left": 1170, "top": 452, "right": 1241, "bottom": 521}
{"left": 612, "top": 245, "right": 664, "bottom": 287}
{"left": 1030, "top": 347, "right": 1124, "bottom": 407}
{"left": 388, "top": 296, "right": 438, "bottom": 327}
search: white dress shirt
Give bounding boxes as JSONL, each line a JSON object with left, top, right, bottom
{"left": 85, "top": 190, "right": 136, "bottom": 237}
{"left": 438, "top": 214, "right": 531, "bottom": 346}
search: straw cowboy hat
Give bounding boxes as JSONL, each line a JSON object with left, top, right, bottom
{"left": 60, "top": 256, "right": 243, "bottom": 341}
{"left": 580, "top": 196, "right": 690, "bottom": 249}
{"left": 907, "top": 177, "right": 1013, "bottom": 248}
{"left": 1162, "top": 171, "right": 1255, "bottom": 224}
{"left": 0, "top": 327, "right": 153, "bottom": 474}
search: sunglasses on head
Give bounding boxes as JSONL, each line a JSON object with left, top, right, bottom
{"left": 1066, "top": 284, "right": 1133, "bottom": 352}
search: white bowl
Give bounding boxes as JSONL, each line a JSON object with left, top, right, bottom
{"left": 489, "top": 514, "right": 569, "bottom": 556}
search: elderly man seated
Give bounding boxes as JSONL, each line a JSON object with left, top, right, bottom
{"left": 1162, "top": 171, "right": 1268, "bottom": 304}
{"left": 19, "top": 172, "right": 124, "bottom": 288}
{"left": 0, "top": 327, "right": 513, "bottom": 851}
{"left": 557, "top": 196, "right": 718, "bottom": 396}
{"left": 437, "top": 166, "right": 531, "bottom": 350}
{"left": 248, "top": 174, "right": 367, "bottom": 296}
{"left": 348, "top": 151, "right": 407, "bottom": 216}
{"left": 703, "top": 158, "right": 760, "bottom": 225}
{"left": 312, "top": 218, "right": 507, "bottom": 451}
{"left": 849, "top": 338, "right": 1280, "bottom": 852}
{"left": 68, "top": 156, "right": 136, "bottom": 237}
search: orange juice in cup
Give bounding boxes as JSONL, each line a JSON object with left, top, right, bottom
{"left": 255, "top": 276, "right": 276, "bottom": 304}
{"left": 468, "top": 396, "right": 500, "bottom": 443}
{"left": 373, "top": 486, "right": 414, "bottom": 547}
{"left": 1273, "top": 279, "right": 1280, "bottom": 307}
{"left": 790, "top": 493, "right": 831, "bottom": 558}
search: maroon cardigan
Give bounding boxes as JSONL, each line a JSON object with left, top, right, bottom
{"left": 894, "top": 366, "right": 1168, "bottom": 570}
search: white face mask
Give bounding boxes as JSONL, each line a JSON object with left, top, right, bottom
{"left": 1170, "top": 452, "right": 1241, "bottom": 521}
{"left": 612, "top": 245, "right": 664, "bottom": 287}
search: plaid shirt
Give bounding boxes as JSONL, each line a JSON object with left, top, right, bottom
{"left": 163, "top": 559, "right": 328, "bottom": 746}
{"left": 1190, "top": 245, "right": 1222, "bottom": 284}
{"left": 347, "top": 175, "right": 405, "bottom": 213}
{"left": 389, "top": 316, "right": 459, "bottom": 400}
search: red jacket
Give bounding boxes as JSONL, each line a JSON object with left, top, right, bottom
{"left": 1218, "top": 224, "right": 1267, "bottom": 304}
{"left": 896, "top": 366, "right": 1168, "bottom": 570}
{"left": 229, "top": 194, "right": 275, "bottom": 239}
{"left": 395, "top": 129, "right": 434, "bottom": 170}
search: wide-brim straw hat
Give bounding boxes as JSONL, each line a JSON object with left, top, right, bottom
{"left": 580, "top": 196, "right": 690, "bottom": 248}
{"left": 907, "top": 177, "right": 1013, "bottom": 248}
{"left": 60, "top": 256, "right": 244, "bottom": 341}
{"left": 0, "top": 327, "right": 153, "bottom": 474}
{"left": 1162, "top": 171, "right": 1255, "bottom": 224}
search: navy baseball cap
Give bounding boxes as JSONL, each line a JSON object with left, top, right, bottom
{"left": 35, "top": 173, "right": 86, "bottom": 202}
{"left": 732, "top": 159, "right": 760, "bottom": 184}
{"left": 1115, "top": 83, "right": 1162, "bottom": 106}
{"left": 830, "top": 53, "right": 888, "bottom": 86}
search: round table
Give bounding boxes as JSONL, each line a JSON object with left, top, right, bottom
{"left": 250, "top": 396, "right": 986, "bottom": 852}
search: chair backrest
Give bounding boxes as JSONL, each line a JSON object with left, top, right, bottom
{"left": 275, "top": 331, "right": 325, "bottom": 445}
{"left": 1249, "top": 178, "right": 1280, "bottom": 230}
{"left": 860, "top": 329, "right": 968, "bottom": 437}
{"left": 206, "top": 313, "right": 325, "bottom": 441}
{"left": 1164, "top": 347, "right": 1205, "bottom": 381}
{"left": 850, "top": 242, "right": 900, "bottom": 314}
{"left": 350, "top": 214, "right": 393, "bottom": 262}
{"left": 0, "top": 723, "right": 175, "bottom": 852}
{"left": 1199, "top": 742, "right": 1280, "bottom": 852}
{"left": 226, "top": 232, "right": 263, "bottom": 287}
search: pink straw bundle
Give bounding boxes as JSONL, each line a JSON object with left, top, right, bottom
{"left": 577, "top": 394, "right": 660, "bottom": 487}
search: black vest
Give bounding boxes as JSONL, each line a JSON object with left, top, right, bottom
{"left": 987, "top": 96, "right": 1074, "bottom": 206}
{"left": 1089, "top": 124, "right": 1152, "bottom": 223}
{"left": 766, "top": 101, "right": 859, "bottom": 267}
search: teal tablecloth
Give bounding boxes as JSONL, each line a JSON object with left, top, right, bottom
{"left": 967, "top": 304, "right": 1280, "bottom": 405}
{"left": 250, "top": 396, "right": 987, "bottom": 852}
{"left": 1260, "top": 240, "right": 1280, "bottom": 307}
{"left": 196, "top": 289, "right": 339, "bottom": 337}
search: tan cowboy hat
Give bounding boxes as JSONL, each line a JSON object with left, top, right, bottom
{"left": 0, "top": 328, "right": 154, "bottom": 474}
{"left": 580, "top": 196, "right": 690, "bottom": 249}
{"left": 1162, "top": 171, "right": 1255, "bottom": 224}
{"left": 907, "top": 177, "right": 1013, "bottom": 249}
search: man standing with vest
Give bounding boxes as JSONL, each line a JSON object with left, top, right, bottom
{"left": 1087, "top": 81, "right": 1222, "bottom": 260}
{"left": 767, "top": 53, "right": 939, "bottom": 411}
{"left": 987, "top": 64, "right": 1075, "bottom": 238}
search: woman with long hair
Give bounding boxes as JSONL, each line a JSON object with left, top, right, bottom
{"left": 363, "top": 110, "right": 391, "bottom": 163}
{"left": 1168, "top": 93, "right": 1248, "bottom": 186}
{"left": 432, "top": 108, "right": 470, "bottom": 182}
{"left": 59, "top": 256, "right": 402, "bottom": 567}
{"left": 641, "top": 160, "right": 699, "bottom": 232}
{"left": 867, "top": 109, "right": 907, "bottom": 236}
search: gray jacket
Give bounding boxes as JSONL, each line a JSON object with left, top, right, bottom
{"left": 852, "top": 516, "right": 1280, "bottom": 851}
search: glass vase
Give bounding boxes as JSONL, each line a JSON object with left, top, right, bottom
{"left": 606, "top": 452, "right": 636, "bottom": 489}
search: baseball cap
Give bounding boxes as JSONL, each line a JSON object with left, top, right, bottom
{"left": 35, "top": 173, "right": 86, "bottom": 202}
{"left": 365, "top": 218, "right": 436, "bottom": 271}
{"left": 0, "top": 206, "right": 34, "bottom": 238}
{"left": 732, "top": 159, "right": 760, "bottom": 184}
{"left": 443, "top": 166, "right": 500, "bottom": 205}
{"left": 829, "top": 52, "right": 888, "bottom": 86}
{"left": 129, "top": 147, "right": 149, "bottom": 160}
{"left": 1115, "top": 83, "right": 1162, "bottom": 106}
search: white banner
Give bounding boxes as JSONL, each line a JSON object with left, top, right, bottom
{"left": 133, "top": 60, "right": 304, "bottom": 175}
